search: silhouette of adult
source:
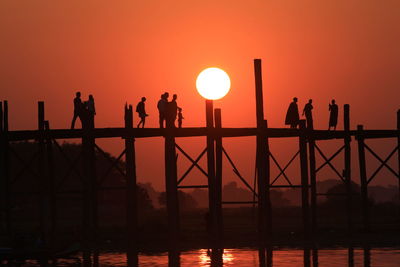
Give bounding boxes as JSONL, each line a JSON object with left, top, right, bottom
{"left": 86, "top": 94, "right": 96, "bottom": 129}
{"left": 285, "top": 97, "right": 299, "bottom": 129}
{"left": 302, "top": 99, "right": 313, "bottom": 129}
{"left": 157, "top": 92, "right": 169, "bottom": 128}
{"left": 166, "top": 94, "right": 178, "bottom": 128}
{"left": 136, "top": 97, "right": 148, "bottom": 128}
{"left": 71, "top": 91, "right": 83, "bottom": 129}
{"left": 329, "top": 99, "right": 338, "bottom": 130}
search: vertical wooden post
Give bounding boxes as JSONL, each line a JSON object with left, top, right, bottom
{"left": 91, "top": 123, "right": 99, "bottom": 267}
{"left": 205, "top": 100, "right": 217, "bottom": 250}
{"left": 307, "top": 121, "right": 318, "bottom": 266}
{"left": 82, "top": 109, "right": 97, "bottom": 266}
{"left": 0, "top": 102, "right": 2, "bottom": 132}
{"left": 0, "top": 102, "right": 4, "bottom": 234}
{"left": 397, "top": 110, "right": 400, "bottom": 224}
{"left": 124, "top": 105, "right": 138, "bottom": 267}
{"left": 37, "top": 102, "right": 47, "bottom": 246}
{"left": 254, "top": 59, "right": 270, "bottom": 249}
{"left": 3, "top": 101, "right": 8, "bottom": 133}
{"left": 357, "top": 125, "right": 370, "bottom": 233}
{"left": 214, "top": 108, "right": 223, "bottom": 247}
{"left": 299, "top": 120, "right": 310, "bottom": 266}
{"left": 344, "top": 105, "right": 353, "bottom": 237}
{"left": 44, "top": 121, "right": 57, "bottom": 245}
{"left": 299, "top": 120, "right": 310, "bottom": 239}
{"left": 165, "top": 107, "right": 179, "bottom": 251}
{"left": 0, "top": 101, "right": 10, "bottom": 234}
{"left": 308, "top": 123, "right": 317, "bottom": 238}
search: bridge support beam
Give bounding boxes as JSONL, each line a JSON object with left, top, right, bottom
{"left": 125, "top": 105, "right": 138, "bottom": 267}
{"left": 357, "top": 125, "right": 370, "bottom": 233}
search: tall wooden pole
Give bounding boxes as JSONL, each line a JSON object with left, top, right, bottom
{"left": 0, "top": 102, "right": 5, "bottom": 234}
{"left": 124, "top": 105, "right": 138, "bottom": 267}
{"left": 82, "top": 109, "right": 97, "bottom": 266}
{"left": 37, "top": 102, "right": 47, "bottom": 245}
{"left": 1, "top": 101, "right": 10, "bottom": 234}
{"left": 214, "top": 108, "right": 223, "bottom": 247}
{"left": 307, "top": 115, "right": 318, "bottom": 267}
{"left": 44, "top": 121, "right": 57, "bottom": 246}
{"left": 308, "top": 119, "right": 317, "bottom": 239}
{"left": 206, "top": 100, "right": 218, "bottom": 250}
{"left": 299, "top": 120, "right": 310, "bottom": 239}
{"left": 344, "top": 105, "right": 353, "bottom": 237}
{"left": 165, "top": 108, "right": 179, "bottom": 251}
{"left": 397, "top": 110, "right": 400, "bottom": 226}
{"left": 357, "top": 125, "right": 370, "bottom": 233}
{"left": 0, "top": 102, "right": 2, "bottom": 132}
{"left": 254, "top": 59, "right": 271, "bottom": 257}
{"left": 299, "top": 120, "right": 310, "bottom": 267}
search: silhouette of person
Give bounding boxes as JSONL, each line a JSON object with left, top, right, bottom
{"left": 285, "top": 97, "right": 299, "bottom": 129}
{"left": 302, "top": 99, "right": 313, "bottom": 129}
{"left": 157, "top": 92, "right": 169, "bottom": 128}
{"left": 166, "top": 94, "right": 178, "bottom": 128}
{"left": 136, "top": 97, "right": 148, "bottom": 128}
{"left": 329, "top": 99, "right": 338, "bottom": 130}
{"left": 71, "top": 91, "right": 83, "bottom": 129}
{"left": 86, "top": 94, "right": 96, "bottom": 129}
{"left": 177, "top": 108, "right": 184, "bottom": 128}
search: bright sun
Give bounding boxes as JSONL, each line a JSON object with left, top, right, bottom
{"left": 196, "top": 67, "right": 231, "bottom": 100}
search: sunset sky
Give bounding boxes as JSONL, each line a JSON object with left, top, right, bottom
{"left": 1, "top": 0, "right": 399, "bottom": 190}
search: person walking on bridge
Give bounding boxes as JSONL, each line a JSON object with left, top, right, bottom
{"left": 71, "top": 91, "right": 83, "bottom": 129}
{"left": 136, "top": 97, "right": 148, "bottom": 128}
{"left": 157, "top": 92, "right": 169, "bottom": 128}
{"left": 302, "top": 99, "right": 313, "bottom": 129}
{"left": 285, "top": 97, "right": 299, "bottom": 129}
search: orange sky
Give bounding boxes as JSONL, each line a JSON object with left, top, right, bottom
{"left": 1, "top": 0, "right": 399, "bottom": 190}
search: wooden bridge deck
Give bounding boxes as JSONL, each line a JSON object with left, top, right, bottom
{"left": 2, "top": 127, "right": 398, "bottom": 141}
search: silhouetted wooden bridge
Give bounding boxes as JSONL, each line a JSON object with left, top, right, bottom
{"left": 0, "top": 59, "right": 399, "bottom": 267}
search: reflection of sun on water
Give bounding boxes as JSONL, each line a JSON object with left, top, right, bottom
{"left": 198, "top": 249, "right": 234, "bottom": 265}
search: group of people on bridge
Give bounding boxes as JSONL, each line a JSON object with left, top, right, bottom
{"left": 70, "top": 91, "right": 96, "bottom": 129}
{"left": 134, "top": 92, "right": 184, "bottom": 129}
{"left": 70, "top": 92, "right": 338, "bottom": 131}
{"left": 285, "top": 97, "right": 339, "bottom": 130}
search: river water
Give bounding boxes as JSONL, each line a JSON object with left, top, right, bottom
{"left": 20, "top": 247, "right": 400, "bottom": 266}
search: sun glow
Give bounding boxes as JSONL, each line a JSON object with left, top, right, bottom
{"left": 196, "top": 67, "right": 231, "bottom": 100}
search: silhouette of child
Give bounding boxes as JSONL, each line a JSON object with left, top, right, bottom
{"left": 178, "top": 108, "right": 184, "bottom": 128}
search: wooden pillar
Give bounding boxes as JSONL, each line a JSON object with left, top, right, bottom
{"left": 214, "top": 108, "right": 223, "bottom": 246}
{"left": 124, "top": 105, "right": 138, "bottom": 267}
{"left": 357, "top": 125, "right": 370, "bottom": 233}
{"left": 37, "top": 102, "right": 48, "bottom": 245}
{"left": 165, "top": 109, "right": 179, "bottom": 251}
{"left": 0, "top": 101, "right": 10, "bottom": 234}
{"left": 44, "top": 121, "right": 56, "bottom": 245}
{"left": 299, "top": 120, "right": 310, "bottom": 240}
{"left": 82, "top": 110, "right": 97, "bottom": 266}
{"left": 397, "top": 110, "right": 400, "bottom": 225}
{"left": 205, "top": 100, "right": 217, "bottom": 249}
{"left": 344, "top": 104, "right": 353, "bottom": 237}
{"left": 299, "top": 120, "right": 310, "bottom": 266}
{"left": 308, "top": 123, "right": 317, "bottom": 238}
{"left": 0, "top": 102, "right": 2, "bottom": 132}
{"left": 254, "top": 59, "right": 271, "bottom": 248}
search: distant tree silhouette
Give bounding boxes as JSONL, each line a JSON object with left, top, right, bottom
{"left": 158, "top": 190, "right": 198, "bottom": 211}
{"left": 270, "top": 190, "right": 291, "bottom": 207}
{"left": 322, "top": 181, "right": 374, "bottom": 209}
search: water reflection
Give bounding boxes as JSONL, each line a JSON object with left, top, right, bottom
{"left": 16, "top": 246, "right": 400, "bottom": 266}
